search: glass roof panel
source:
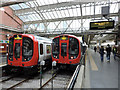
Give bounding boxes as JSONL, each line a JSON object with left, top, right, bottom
{"left": 10, "top": 4, "right": 21, "bottom": 10}
{"left": 8, "top": 0, "right": 119, "bottom": 33}
{"left": 19, "top": 3, "right": 29, "bottom": 9}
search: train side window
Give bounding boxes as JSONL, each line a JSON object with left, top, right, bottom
{"left": 40, "top": 44, "right": 43, "bottom": 55}
{"left": 46, "top": 45, "right": 51, "bottom": 54}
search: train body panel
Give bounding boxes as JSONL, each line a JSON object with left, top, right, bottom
{"left": 52, "top": 34, "right": 82, "bottom": 65}
{"left": 7, "top": 34, "right": 52, "bottom": 69}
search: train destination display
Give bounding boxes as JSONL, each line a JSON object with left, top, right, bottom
{"left": 90, "top": 21, "right": 114, "bottom": 30}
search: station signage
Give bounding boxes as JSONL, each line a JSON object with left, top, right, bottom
{"left": 90, "top": 21, "right": 115, "bottom": 30}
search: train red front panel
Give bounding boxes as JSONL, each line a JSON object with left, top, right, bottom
{"left": 12, "top": 39, "right": 22, "bottom": 66}
{"left": 8, "top": 34, "right": 39, "bottom": 67}
{"left": 52, "top": 35, "right": 81, "bottom": 65}
{"left": 59, "top": 39, "right": 69, "bottom": 64}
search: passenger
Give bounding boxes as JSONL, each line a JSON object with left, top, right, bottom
{"left": 106, "top": 44, "right": 111, "bottom": 62}
{"left": 99, "top": 46, "right": 104, "bottom": 62}
{"left": 94, "top": 46, "right": 97, "bottom": 52}
{"left": 112, "top": 45, "right": 117, "bottom": 60}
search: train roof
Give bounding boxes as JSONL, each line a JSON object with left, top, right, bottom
{"left": 11, "top": 34, "right": 52, "bottom": 43}
{"left": 53, "top": 34, "right": 83, "bottom": 43}
{"left": 54, "top": 34, "right": 78, "bottom": 39}
{"left": 34, "top": 35, "right": 52, "bottom": 43}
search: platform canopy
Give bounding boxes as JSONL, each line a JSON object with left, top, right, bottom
{"left": 1, "top": 0, "right": 119, "bottom": 36}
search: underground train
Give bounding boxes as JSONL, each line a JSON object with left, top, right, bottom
{"left": 52, "top": 34, "right": 85, "bottom": 69}
{"left": 6, "top": 34, "right": 52, "bottom": 73}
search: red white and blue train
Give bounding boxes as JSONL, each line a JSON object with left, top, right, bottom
{"left": 7, "top": 34, "right": 52, "bottom": 73}
{"left": 52, "top": 34, "right": 85, "bottom": 69}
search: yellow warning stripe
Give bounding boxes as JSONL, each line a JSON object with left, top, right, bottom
{"left": 88, "top": 51, "right": 98, "bottom": 71}
{"left": 0, "top": 51, "right": 7, "bottom": 53}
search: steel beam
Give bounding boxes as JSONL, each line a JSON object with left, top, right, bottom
{"left": 0, "top": 0, "right": 34, "bottom": 7}
{"left": 33, "top": 31, "right": 118, "bottom": 37}
{"left": 24, "top": 13, "right": 118, "bottom": 24}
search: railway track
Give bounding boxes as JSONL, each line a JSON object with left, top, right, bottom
{"left": 0, "top": 75, "right": 15, "bottom": 83}
{"left": 39, "top": 69, "right": 73, "bottom": 89}
{"left": 1, "top": 68, "right": 73, "bottom": 89}
{"left": 39, "top": 74, "right": 57, "bottom": 89}
{"left": 6, "top": 78, "right": 30, "bottom": 90}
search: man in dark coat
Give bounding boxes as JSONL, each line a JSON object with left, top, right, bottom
{"left": 106, "top": 44, "right": 111, "bottom": 62}
{"left": 99, "top": 46, "right": 104, "bottom": 62}
{"left": 94, "top": 46, "right": 97, "bottom": 52}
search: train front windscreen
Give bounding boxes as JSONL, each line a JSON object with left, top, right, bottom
{"left": 9, "top": 37, "right": 14, "bottom": 61}
{"left": 22, "top": 37, "right": 33, "bottom": 61}
{"left": 52, "top": 36, "right": 79, "bottom": 60}
{"left": 69, "top": 37, "right": 79, "bottom": 59}
{"left": 52, "top": 38, "right": 59, "bottom": 59}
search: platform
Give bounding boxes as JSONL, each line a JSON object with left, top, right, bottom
{"left": 82, "top": 48, "right": 119, "bottom": 88}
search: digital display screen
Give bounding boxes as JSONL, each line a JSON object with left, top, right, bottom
{"left": 60, "top": 36, "right": 68, "bottom": 40}
{"left": 90, "top": 21, "right": 114, "bottom": 30}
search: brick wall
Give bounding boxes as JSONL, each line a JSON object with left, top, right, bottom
{"left": 0, "top": 29, "right": 18, "bottom": 40}
{"left": 0, "top": 7, "right": 23, "bottom": 29}
{"left": 0, "top": 7, "right": 23, "bottom": 40}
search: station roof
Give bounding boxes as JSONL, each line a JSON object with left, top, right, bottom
{"left": 0, "top": 0, "right": 119, "bottom": 43}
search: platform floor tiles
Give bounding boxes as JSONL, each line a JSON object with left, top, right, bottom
{"left": 82, "top": 48, "right": 119, "bottom": 89}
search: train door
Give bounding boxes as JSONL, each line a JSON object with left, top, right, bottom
{"left": 45, "top": 44, "right": 51, "bottom": 60}
{"left": 59, "top": 36, "right": 69, "bottom": 63}
{"left": 38, "top": 42, "right": 44, "bottom": 62}
{"left": 13, "top": 35, "right": 22, "bottom": 66}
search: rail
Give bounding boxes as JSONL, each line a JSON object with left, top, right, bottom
{"left": 66, "top": 52, "right": 86, "bottom": 90}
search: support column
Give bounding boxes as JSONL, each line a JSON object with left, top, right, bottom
{"left": 119, "top": 3, "right": 120, "bottom": 23}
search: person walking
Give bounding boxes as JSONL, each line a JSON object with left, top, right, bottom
{"left": 106, "top": 44, "right": 111, "bottom": 62}
{"left": 99, "top": 46, "right": 104, "bottom": 62}
{"left": 112, "top": 45, "right": 117, "bottom": 60}
{"left": 94, "top": 46, "right": 97, "bottom": 52}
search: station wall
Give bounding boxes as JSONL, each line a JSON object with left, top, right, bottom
{"left": 0, "top": 7, "right": 23, "bottom": 40}
{"left": 0, "top": 29, "right": 17, "bottom": 40}
{"left": 0, "top": 7, "right": 23, "bottom": 29}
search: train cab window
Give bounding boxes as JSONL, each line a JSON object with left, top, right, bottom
{"left": 14, "top": 43, "right": 20, "bottom": 59}
{"left": 69, "top": 37, "right": 79, "bottom": 59}
{"left": 61, "top": 43, "right": 67, "bottom": 56}
{"left": 9, "top": 37, "right": 14, "bottom": 56}
{"left": 9, "top": 37, "right": 14, "bottom": 61}
{"left": 52, "top": 38, "right": 59, "bottom": 59}
{"left": 40, "top": 44, "right": 43, "bottom": 55}
{"left": 52, "top": 38, "right": 59, "bottom": 54}
{"left": 22, "top": 37, "right": 33, "bottom": 57}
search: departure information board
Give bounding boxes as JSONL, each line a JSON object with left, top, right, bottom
{"left": 90, "top": 21, "right": 114, "bottom": 30}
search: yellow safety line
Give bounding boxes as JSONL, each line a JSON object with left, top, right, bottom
{"left": 88, "top": 51, "right": 98, "bottom": 71}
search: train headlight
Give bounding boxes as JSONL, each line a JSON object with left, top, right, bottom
{"left": 71, "top": 56, "right": 73, "bottom": 59}
{"left": 55, "top": 56, "right": 57, "bottom": 58}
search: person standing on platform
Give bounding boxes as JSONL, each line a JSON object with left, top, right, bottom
{"left": 112, "top": 45, "right": 117, "bottom": 60}
{"left": 99, "top": 46, "right": 104, "bottom": 62}
{"left": 106, "top": 44, "right": 111, "bottom": 62}
{"left": 94, "top": 46, "right": 97, "bottom": 52}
